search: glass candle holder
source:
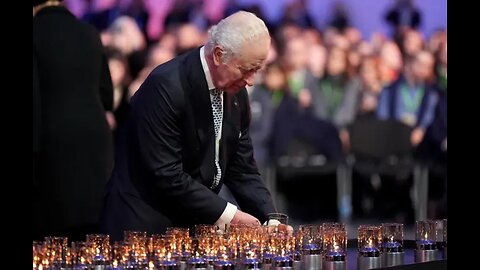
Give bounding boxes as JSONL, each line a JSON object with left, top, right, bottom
{"left": 357, "top": 225, "right": 382, "bottom": 270}
{"left": 435, "top": 219, "right": 447, "bottom": 256}
{"left": 358, "top": 225, "right": 381, "bottom": 257}
{"left": 44, "top": 236, "right": 69, "bottom": 268}
{"left": 322, "top": 223, "right": 346, "bottom": 261}
{"left": 86, "top": 234, "right": 111, "bottom": 265}
{"left": 442, "top": 219, "right": 447, "bottom": 258}
{"left": 124, "top": 231, "right": 149, "bottom": 267}
{"left": 266, "top": 213, "right": 288, "bottom": 226}
{"left": 415, "top": 220, "right": 437, "bottom": 250}
{"left": 298, "top": 224, "right": 323, "bottom": 254}
{"left": 415, "top": 220, "right": 439, "bottom": 263}
{"left": 381, "top": 223, "right": 404, "bottom": 253}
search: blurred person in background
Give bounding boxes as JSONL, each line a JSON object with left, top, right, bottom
{"left": 280, "top": 0, "right": 315, "bottom": 29}
{"left": 400, "top": 28, "right": 425, "bottom": 59}
{"left": 307, "top": 43, "right": 328, "bottom": 80}
{"left": 127, "top": 42, "right": 176, "bottom": 99}
{"left": 33, "top": 0, "right": 114, "bottom": 240}
{"left": 354, "top": 56, "right": 384, "bottom": 119}
{"left": 100, "top": 11, "right": 278, "bottom": 240}
{"left": 174, "top": 23, "right": 206, "bottom": 55}
{"left": 328, "top": 0, "right": 351, "bottom": 33}
{"left": 314, "top": 46, "right": 356, "bottom": 128}
{"left": 81, "top": 0, "right": 122, "bottom": 32}
{"left": 249, "top": 61, "right": 286, "bottom": 171}
{"left": 312, "top": 46, "right": 357, "bottom": 151}
{"left": 379, "top": 41, "right": 403, "bottom": 85}
{"left": 103, "top": 15, "right": 148, "bottom": 80}
{"left": 384, "top": 0, "right": 422, "bottom": 39}
{"left": 302, "top": 28, "right": 323, "bottom": 47}
{"left": 377, "top": 50, "right": 438, "bottom": 146}
{"left": 105, "top": 47, "right": 132, "bottom": 141}
{"left": 433, "top": 38, "right": 447, "bottom": 92}
{"left": 280, "top": 34, "right": 318, "bottom": 113}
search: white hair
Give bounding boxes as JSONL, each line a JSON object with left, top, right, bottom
{"left": 205, "top": 11, "right": 269, "bottom": 63}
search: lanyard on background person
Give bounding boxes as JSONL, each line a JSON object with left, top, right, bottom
{"left": 401, "top": 84, "right": 424, "bottom": 113}
{"left": 321, "top": 80, "right": 344, "bottom": 117}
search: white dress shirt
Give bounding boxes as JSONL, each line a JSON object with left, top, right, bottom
{"left": 199, "top": 46, "right": 237, "bottom": 229}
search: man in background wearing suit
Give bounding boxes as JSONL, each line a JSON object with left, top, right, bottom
{"left": 100, "top": 11, "right": 277, "bottom": 240}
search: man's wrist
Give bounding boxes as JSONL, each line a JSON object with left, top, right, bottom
{"left": 214, "top": 202, "right": 237, "bottom": 230}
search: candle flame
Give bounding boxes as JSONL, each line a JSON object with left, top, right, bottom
{"left": 368, "top": 238, "right": 373, "bottom": 247}
{"left": 424, "top": 231, "right": 428, "bottom": 240}
{"left": 389, "top": 235, "right": 394, "bottom": 242}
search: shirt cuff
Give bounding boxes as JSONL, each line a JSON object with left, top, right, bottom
{"left": 263, "top": 219, "right": 281, "bottom": 226}
{"left": 214, "top": 202, "right": 237, "bottom": 231}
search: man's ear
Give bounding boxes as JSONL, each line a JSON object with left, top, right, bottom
{"left": 213, "top": 46, "right": 223, "bottom": 66}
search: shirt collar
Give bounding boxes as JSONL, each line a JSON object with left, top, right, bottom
{"left": 199, "top": 46, "right": 216, "bottom": 91}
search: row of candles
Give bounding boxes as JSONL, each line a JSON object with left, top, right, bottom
{"left": 33, "top": 219, "right": 446, "bottom": 270}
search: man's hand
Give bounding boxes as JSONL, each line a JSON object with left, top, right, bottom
{"left": 231, "top": 210, "right": 260, "bottom": 225}
{"left": 411, "top": 127, "right": 425, "bottom": 146}
{"left": 339, "top": 128, "right": 350, "bottom": 152}
{"left": 298, "top": 89, "right": 312, "bottom": 108}
{"left": 276, "top": 223, "right": 294, "bottom": 235}
{"left": 265, "top": 220, "right": 294, "bottom": 235}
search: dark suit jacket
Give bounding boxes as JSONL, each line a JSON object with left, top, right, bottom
{"left": 33, "top": 6, "right": 113, "bottom": 240}
{"left": 100, "top": 48, "right": 276, "bottom": 240}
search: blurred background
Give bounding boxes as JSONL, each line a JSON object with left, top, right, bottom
{"left": 63, "top": 0, "right": 447, "bottom": 235}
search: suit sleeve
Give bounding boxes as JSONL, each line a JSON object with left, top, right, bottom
{"left": 131, "top": 76, "right": 227, "bottom": 224}
{"left": 223, "top": 90, "right": 276, "bottom": 224}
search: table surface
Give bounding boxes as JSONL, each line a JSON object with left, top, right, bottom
{"left": 343, "top": 240, "right": 445, "bottom": 270}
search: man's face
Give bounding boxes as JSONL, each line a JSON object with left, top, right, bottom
{"left": 327, "top": 47, "right": 347, "bottom": 76}
{"left": 283, "top": 37, "right": 308, "bottom": 72}
{"left": 412, "top": 52, "right": 434, "bottom": 81}
{"left": 212, "top": 35, "right": 270, "bottom": 94}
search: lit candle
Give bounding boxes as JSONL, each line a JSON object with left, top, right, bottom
{"left": 416, "top": 232, "right": 435, "bottom": 250}
{"left": 360, "top": 238, "right": 380, "bottom": 257}
{"left": 384, "top": 236, "right": 402, "bottom": 253}
{"left": 325, "top": 241, "right": 345, "bottom": 261}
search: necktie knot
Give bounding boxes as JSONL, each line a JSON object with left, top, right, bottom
{"left": 211, "top": 88, "right": 223, "bottom": 97}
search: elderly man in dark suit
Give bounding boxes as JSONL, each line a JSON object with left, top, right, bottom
{"left": 100, "top": 11, "right": 277, "bottom": 240}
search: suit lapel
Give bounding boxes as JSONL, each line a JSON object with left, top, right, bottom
{"left": 182, "top": 48, "right": 214, "bottom": 149}
{"left": 182, "top": 48, "right": 215, "bottom": 185}
{"left": 220, "top": 92, "right": 241, "bottom": 177}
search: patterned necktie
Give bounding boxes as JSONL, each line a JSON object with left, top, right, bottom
{"left": 210, "top": 88, "right": 223, "bottom": 189}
